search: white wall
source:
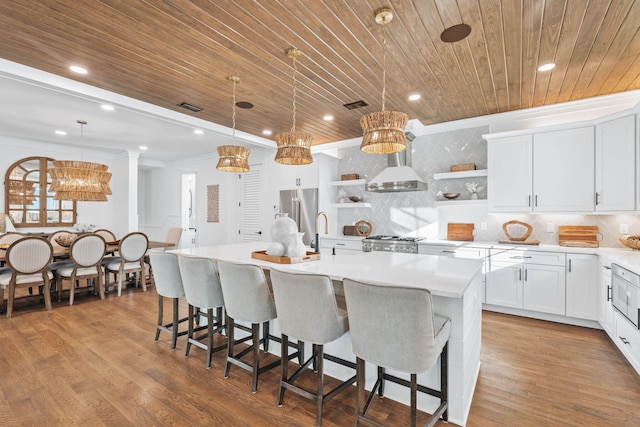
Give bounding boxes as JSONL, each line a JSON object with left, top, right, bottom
{"left": 140, "top": 151, "right": 239, "bottom": 246}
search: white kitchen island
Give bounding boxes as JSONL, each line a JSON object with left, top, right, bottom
{"left": 171, "top": 242, "right": 483, "bottom": 426}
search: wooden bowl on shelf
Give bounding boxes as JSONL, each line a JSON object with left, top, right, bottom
{"left": 441, "top": 192, "right": 460, "bottom": 200}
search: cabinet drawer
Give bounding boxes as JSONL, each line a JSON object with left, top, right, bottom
{"left": 419, "top": 245, "right": 485, "bottom": 259}
{"left": 490, "top": 249, "right": 565, "bottom": 266}
{"left": 319, "top": 238, "right": 362, "bottom": 252}
{"left": 615, "top": 313, "right": 640, "bottom": 367}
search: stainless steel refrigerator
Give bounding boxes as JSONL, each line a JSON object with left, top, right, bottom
{"left": 279, "top": 188, "right": 318, "bottom": 246}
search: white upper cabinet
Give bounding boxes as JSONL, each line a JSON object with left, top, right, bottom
{"left": 279, "top": 163, "right": 319, "bottom": 189}
{"left": 487, "top": 135, "right": 533, "bottom": 212}
{"left": 485, "top": 116, "right": 638, "bottom": 214}
{"left": 595, "top": 115, "right": 636, "bottom": 212}
{"left": 532, "top": 126, "right": 594, "bottom": 212}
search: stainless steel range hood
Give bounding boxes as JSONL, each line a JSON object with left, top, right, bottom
{"left": 366, "top": 132, "right": 427, "bottom": 192}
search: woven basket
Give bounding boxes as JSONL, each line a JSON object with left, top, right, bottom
{"left": 55, "top": 234, "right": 78, "bottom": 247}
{"left": 619, "top": 236, "right": 640, "bottom": 250}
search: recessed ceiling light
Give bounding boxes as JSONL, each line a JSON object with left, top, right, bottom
{"left": 537, "top": 63, "right": 556, "bottom": 72}
{"left": 55, "top": 130, "right": 67, "bottom": 136}
{"left": 323, "top": 115, "right": 334, "bottom": 121}
{"left": 69, "top": 65, "right": 88, "bottom": 74}
{"left": 194, "top": 129, "right": 204, "bottom": 135}
{"left": 139, "top": 145, "right": 148, "bottom": 150}
{"left": 408, "top": 94, "right": 421, "bottom": 101}
{"left": 263, "top": 130, "right": 272, "bottom": 136}
{"left": 101, "top": 104, "right": 115, "bottom": 111}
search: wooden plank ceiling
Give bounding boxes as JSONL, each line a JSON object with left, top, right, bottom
{"left": 0, "top": 0, "right": 639, "bottom": 146}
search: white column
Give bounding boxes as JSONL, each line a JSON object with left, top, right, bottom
{"left": 127, "top": 150, "right": 140, "bottom": 232}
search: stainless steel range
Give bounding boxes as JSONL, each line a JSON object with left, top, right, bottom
{"left": 362, "top": 235, "right": 424, "bottom": 253}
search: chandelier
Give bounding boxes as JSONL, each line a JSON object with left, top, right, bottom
{"left": 360, "top": 7, "right": 408, "bottom": 154}
{"left": 216, "top": 75, "right": 250, "bottom": 172}
{"left": 50, "top": 120, "right": 112, "bottom": 201}
{"left": 275, "top": 48, "right": 313, "bottom": 165}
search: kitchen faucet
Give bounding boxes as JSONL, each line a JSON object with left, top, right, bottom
{"left": 315, "top": 211, "right": 328, "bottom": 253}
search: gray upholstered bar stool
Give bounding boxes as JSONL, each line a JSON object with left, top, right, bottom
{"left": 148, "top": 252, "right": 188, "bottom": 349}
{"left": 177, "top": 255, "right": 226, "bottom": 368}
{"left": 343, "top": 278, "right": 451, "bottom": 427}
{"left": 270, "top": 268, "right": 356, "bottom": 427}
{"left": 217, "top": 261, "right": 282, "bottom": 393}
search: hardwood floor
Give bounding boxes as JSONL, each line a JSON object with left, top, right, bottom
{"left": 1, "top": 288, "right": 639, "bottom": 426}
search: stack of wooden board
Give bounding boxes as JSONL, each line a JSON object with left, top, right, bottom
{"left": 447, "top": 223, "right": 475, "bottom": 241}
{"left": 558, "top": 225, "right": 599, "bottom": 248}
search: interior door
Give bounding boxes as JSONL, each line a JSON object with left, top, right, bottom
{"left": 238, "top": 164, "right": 263, "bottom": 242}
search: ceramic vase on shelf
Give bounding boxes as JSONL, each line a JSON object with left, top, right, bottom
{"left": 271, "top": 212, "right": 297, "bottom": 252}
{"left": 287, "top": 232, "right": 306, "bottom": 258}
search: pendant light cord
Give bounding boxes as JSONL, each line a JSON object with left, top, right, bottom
{"left": 381, "top": 23, "right": 387, "bottom": 112}
{"left": 232, "top": 79, "right": 237, "bottom": 144}
{"left": 80, "top": 121, "right": 85, "bottom": 161}
{"left": 291, "top": 53, "right": 297, "bottom": 133}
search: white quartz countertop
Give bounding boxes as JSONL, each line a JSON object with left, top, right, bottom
{"left": 171, "top": 242, "right": 484, "bottom": 299}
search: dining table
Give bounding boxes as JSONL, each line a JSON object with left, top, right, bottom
{"left": 0, "top": 240, "right": 175, "bottom": 263}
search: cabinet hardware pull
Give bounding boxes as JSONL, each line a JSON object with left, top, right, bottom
{"left": 607, "top": 285, "right": 612, "bottom": 302}
{"left": 335, "top": 243, "right": 346, "bottom": 246}
{"left": 595, "top": 192, "right": 600, "bottom": 206}
{"left": 568, "top": 259, "right": 572, "bottom": 273}
{"left": 510, "top": 255, "right": 532, "bottom": 259}
{"left": 603, "top": 265, "right": 612, "bottom": 270}
{"left": 535, "top": 195, "right": 538, "bottom": 207}
{"left": 524, "top": 269, "right": 528, "bottom": 281}
{"left": 619, "top": 336, "right": 630, "bottom": 345}
{"left": 443, "top": 250, "right": 455, "bottom": 253}
{"left": 528, "top": 195, "right": 531, "bottom": 207}
{"left": 518, "top": 268, "right": 522, "bottom": 281}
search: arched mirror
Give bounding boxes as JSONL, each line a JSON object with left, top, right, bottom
{"left": 4, "top": 156, "right": 77, "bottom": 228}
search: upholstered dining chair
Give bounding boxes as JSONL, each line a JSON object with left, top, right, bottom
{"left": 343, "top": 278, "right": 451, "bottom": 427}
{"left": 177, "top": 255, "right": 226, "bottom": 368}
{"left": 145, "top": 226, "right": 183, "bottom": 287}
{"left": 148, "top": 251, "right": 188, "bottom": 349}
{"left": 0, "top": 232, "right": 23, "bottom": 261}
{"left": 269, "top": 268, "right": 356, "bottom": 427}
{"left": 55, "top": 234, "right": 107, "bottom": 305}
{"left": 105, "top": 232, "right": 149, "bottom": 296}
{"left": 93, "top": 229, "right": 117, "bottom": 243}
{"left": 0, "top": 236, "right": 53, "bottom": 318}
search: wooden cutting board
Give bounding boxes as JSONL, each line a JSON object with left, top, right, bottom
{"left": 558, "top": 225, "right": 599, "bottom": 248}
{"left": 447, "top": 223, "right": 475, "bottom": 241}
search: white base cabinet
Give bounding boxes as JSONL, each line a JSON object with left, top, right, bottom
{"left": 566, "top": 254, "right": 598, "bottom": 320}
{"left": 614, "top": 313, "right": 640, "bottom": 374}
{"left": 486, "top": 250, "right": 566, "bottom": 316}
{"left": 598, "top": 258, "right": 614, "bottom": 335}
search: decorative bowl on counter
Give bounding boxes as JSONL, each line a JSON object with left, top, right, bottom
{"left": 348, "top": 195, "right": 362, "bottom": 202}
{"left": 441, "top": 192, "right": 461, "bottom": 200}
{"left": 619, "top": 235, "right": 640, "bottom": 250}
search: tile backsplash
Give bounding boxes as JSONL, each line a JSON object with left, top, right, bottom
{"left": 336, "top": 125, "right": 639, "bottom": 248}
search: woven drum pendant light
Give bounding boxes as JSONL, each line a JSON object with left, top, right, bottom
{"left": 50, "top": 120, "right": 112, "bottom": 201}
{"left": 275, "top": 48, "right": 313, "bottom": 165}
{"left": 216, "top": 75, "right": 251, "bottom": 172}
{"left": 360, "top": 7, "right": 408, "bottom": 154}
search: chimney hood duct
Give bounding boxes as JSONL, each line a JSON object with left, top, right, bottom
{"left": 366, "top": 132, "right": 427, "bottom": 192}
